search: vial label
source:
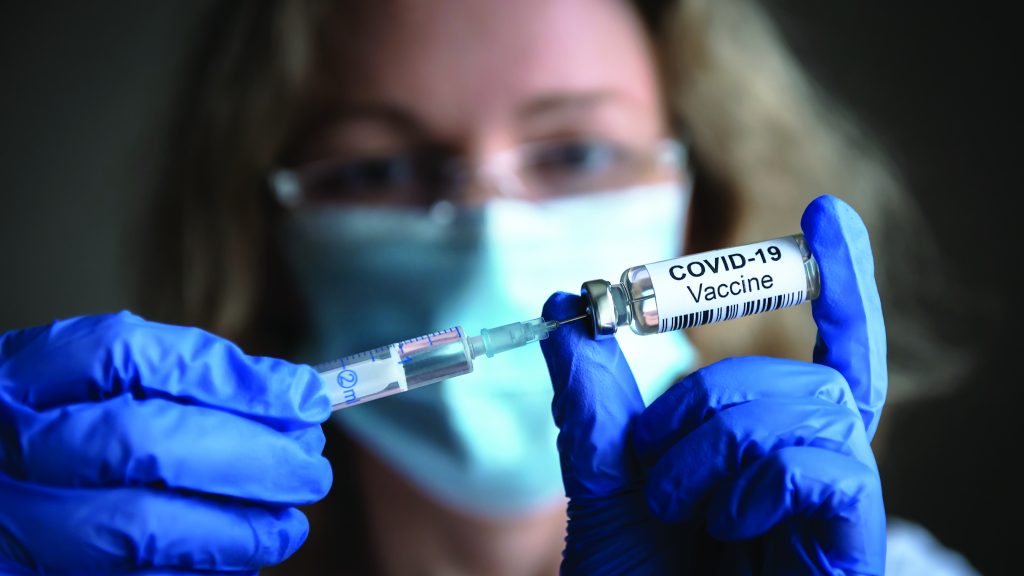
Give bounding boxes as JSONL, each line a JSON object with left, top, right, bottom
{"left": 645, "top": 236, "right": 809, "bottom": 332}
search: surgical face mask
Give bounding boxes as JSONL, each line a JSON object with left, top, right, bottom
{"left": 280, "top": 181, "right": 696, "bottom": 517}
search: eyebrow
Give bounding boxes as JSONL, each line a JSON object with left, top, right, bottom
{"left": 303, "top": 91, "right": 634, "bottom": 145}
{"left": 515, "top": 91, "right": 630, "bottom": 121}
{"left": 318, "top": 104, "right": 429, "bottom": 138}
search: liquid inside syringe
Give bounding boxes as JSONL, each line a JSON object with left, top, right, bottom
{"left": 316, "top": 315, "right": 585, "bottom": 410}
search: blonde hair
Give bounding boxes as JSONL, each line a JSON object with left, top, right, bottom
{"left": 657, "top": 0, "right": 966, "bottom": 400}
{"left": 146, "top": 0, "right": 965, "bottom": 401}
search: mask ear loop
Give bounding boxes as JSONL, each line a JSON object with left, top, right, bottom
{"left": 665, "top": 112, "right": 692, "bottom": 171}
{"left": 268, "top": 168, "right": 302, "bottom": 209}
{"left": 665, "top": 128, "right": 696, "bottom": 258}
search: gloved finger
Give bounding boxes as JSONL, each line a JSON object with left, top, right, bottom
{"left": 706, "top": 446, "right": 885, "bottom": 574}
{"left": 540, "top": 292, "right": 645, "bottom": 499}
{"left": 1, "top": 395, "right": 331, "bottom": 505}
{"left": 801, "top": 195, "right": 887, "bottom": 441}
{"left": 634, "top": 357, "right": 858, "bottom": 468}
{"left": 0, "top": 561, "right": 32, "bottom": 575}
{"left": 0, "top": 311, "right": 329, "bottom": 431}
{"left": 111, "top": 569, "right": 261, "bottom": 576}
{"left": 120, "top": 571, "right": 257, "bottom": 576}
{"left": 281, "top": 422, "right": 329, "bottom": 457}
{"left": 645, "top": 397, "right": 872, "bottom": 523}
{"left": 131, "top": 569, "right": 256, "bottom": 573}
{"left": 0, "top": 472, "right": 309, "bottom": 572}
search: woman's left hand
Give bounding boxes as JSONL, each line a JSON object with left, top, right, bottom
{"left": 541, "top": 195, "right": 887, "bottom": 574}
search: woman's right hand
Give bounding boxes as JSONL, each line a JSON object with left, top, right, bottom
{"left": 0, "top": 312, "right": 332, "bottom": 575}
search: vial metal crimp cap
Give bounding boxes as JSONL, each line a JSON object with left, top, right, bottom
{"left": 580, "top": 279, "right": 629, "bottom": 340}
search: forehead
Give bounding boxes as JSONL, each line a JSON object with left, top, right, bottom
{"left": 312, "top": 0, "right": 661, "bottom": 137}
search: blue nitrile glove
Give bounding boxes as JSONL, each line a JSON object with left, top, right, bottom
{"left": 0, "top": 311, "right": 333, "bottom": 575}
{"left": 540, "top": 194, "right": 887, "bottom": 575}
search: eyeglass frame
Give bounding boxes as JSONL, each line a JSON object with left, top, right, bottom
{"left": 269, "top": 137, "right": 688, "bottom": 210}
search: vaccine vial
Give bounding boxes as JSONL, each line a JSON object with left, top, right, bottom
{"left": 581, "top": 234, "right": 820, "bottom": 338}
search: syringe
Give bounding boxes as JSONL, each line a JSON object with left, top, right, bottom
{"left": 317, "top": 232, "right": 820, "bottom": 410}
{"left": 317, "top": 315, "right": 587, "bottom": 411}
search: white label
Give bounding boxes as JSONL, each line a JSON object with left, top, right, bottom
{"left": 317, "top": 346, "right": 409, "bottom": 409}
{"left": 316, "top": 326, "right": 470, "bottom": 410}
{"left": 645, "top": 236, "right": 809, "bottom": 332}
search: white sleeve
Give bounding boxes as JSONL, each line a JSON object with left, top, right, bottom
{"left": 886, "top": 517, "right": 981, "bottom": 576}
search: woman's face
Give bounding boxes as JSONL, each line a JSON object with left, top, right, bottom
{"left": 289, "top": 0, "right": 671, "bottom": 207}
{"left": 280, "top": 4, "right": 675, "bottom": 569}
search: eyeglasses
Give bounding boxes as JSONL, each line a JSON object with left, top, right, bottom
{"left": 269, "top": 138, "right": 686, "bottom": 209}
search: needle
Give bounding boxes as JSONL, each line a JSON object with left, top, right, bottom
{"left": 554, "top": 313, "right": 589, "bottom": 327}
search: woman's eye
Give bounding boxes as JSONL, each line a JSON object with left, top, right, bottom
{"left": 521, "top": 140, "right": 637, "bottom": 196}
{"left": 529, "top": 141, "right": 624, "bottom": 176}
{"left": 310, "top": 156, "right": 416, "bottom": 200}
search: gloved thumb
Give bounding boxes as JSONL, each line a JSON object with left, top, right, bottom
{"left": 540, "top": 292, "right": 646, "bottom": 500}
{"left": 801, "top": 194, "right": 887, "bottom": 441}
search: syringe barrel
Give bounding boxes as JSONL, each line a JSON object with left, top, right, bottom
{"left": 318, "top": 326, "right": 474, "bottom": 411}
{"left": 404, "top": 338, "right": 474, "bottom": 388}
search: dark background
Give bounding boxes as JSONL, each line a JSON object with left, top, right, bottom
{"left": 1, "top": 1, "right": 1016, "bottom": 573}
{"left": 765, "top": 4, "right": 1017, "bottom": 575}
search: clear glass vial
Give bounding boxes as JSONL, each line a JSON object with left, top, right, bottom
{"left": 581, "top": 233, "right": 820, "bottom": 339}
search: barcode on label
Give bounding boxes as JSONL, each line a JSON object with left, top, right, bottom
{"left": 659, "top": 290, "right": 805, "bottom": 332}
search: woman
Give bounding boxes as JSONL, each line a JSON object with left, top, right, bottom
{"left": 0, "top": 0, "right": 970, "bottom": 574}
